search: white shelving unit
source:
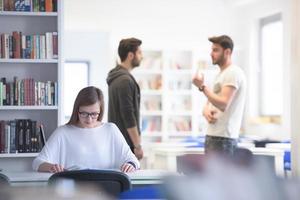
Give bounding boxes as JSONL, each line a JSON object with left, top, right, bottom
{"left": 133, "top": 51, "right": 163, "bottom": 141}
{"left": 133, "top": 50, "right": 208, "bottom": 142}
{"left": 0, "top": 2, "right": 63, "bottom": 171}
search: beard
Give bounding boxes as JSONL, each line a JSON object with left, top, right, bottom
{"left": 131, "top": 57, "right": 141, "bottom": 68}
{"left": 212, "top": 54, "right": 225, "bottom": 66}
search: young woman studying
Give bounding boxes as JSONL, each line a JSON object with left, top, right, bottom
{"left": 32, "top": 86, "right": 139, "bottom": 173}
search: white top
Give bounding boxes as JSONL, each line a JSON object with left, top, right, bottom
{"left": 207, "top": 65, "right": 246, "bottom": 139}
{"left": 32, "top": 123, "right": 140, "bottom": 171}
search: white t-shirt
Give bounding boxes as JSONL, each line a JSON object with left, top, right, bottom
{"left": 207, "top": 65, "right": 246, "bottom": 139}
{"left": 32, "top": 123, "right": 140, "bottom": 171}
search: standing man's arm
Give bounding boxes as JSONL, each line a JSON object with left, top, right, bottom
{"left": 202, "top": 85, "right": 236, "bottom": 112}
{"left": 118, "top": 79, "right": 143, "bottom": 160}
{"left": 193, "top": 76, "right": 237, "bottom": 112}
{"left": 203, "top": 101, "right": 217, "bottom": 124}
{"left": 127, "top": 126, "right": 143, "bottom": 160}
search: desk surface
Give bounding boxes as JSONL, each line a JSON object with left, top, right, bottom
{"left": 1, "top": 169, "right": 174, "bottom": 186}
{"left": 153, "top": 147, "right": 285, "bottom": 176}
{"left": 154, "top": 146, "right": 284, "bottom": 155}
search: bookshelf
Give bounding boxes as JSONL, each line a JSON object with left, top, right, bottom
{"left": 164, "top": 51, "right": 194, "bottom": 138}
{"left": 133, "top": 51, "right": 163, "bottom": 138}
{"left": 0, "top": 0, "right": 62, "bottom": 171}
{"left": 133, "top": 50, "right": 206, "bottom": 142}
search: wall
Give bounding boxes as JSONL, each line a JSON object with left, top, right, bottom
{"left": 63, "top": 0, "right": 240, "bottom": 122}
{"left": 290, "top": 0, "right": 300, "bottom": 177}
{"left": 230, "top": 0, "right": 290, "bottom": 140}
{"left": 63, "top": 31, "right": 110, "bottom": 120}
{"left": 64, "top": 0, "right": 237, "bottom": 49}
{"left": 63, "top": 0, "right": 291, "bottom": 139}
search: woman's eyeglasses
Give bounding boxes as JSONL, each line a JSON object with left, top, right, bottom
{"left": 78, "top": 111, "right": 100, "bottom": 119}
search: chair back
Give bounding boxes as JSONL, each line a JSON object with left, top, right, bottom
{"left": 48, "top": 169, "right": 131, "bottom": 197}
{"left": 0, "top": 173, "right": 9, "bottom": 186}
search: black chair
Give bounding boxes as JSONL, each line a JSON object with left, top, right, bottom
{"left": 48, "top": 169, "right": 131, "bottom": 197}
{"left": 0, "top": 173, "right": 9, "bottom": 186}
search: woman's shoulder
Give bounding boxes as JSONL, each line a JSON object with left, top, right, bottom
{"left": 100, "top": 122, "right": 118, "bottom": 130}
{"left": 50, "top": 124, "right": 73, "bottom": 136}
{"left": 55, "top": 124, "right": 73, "bottom": 131}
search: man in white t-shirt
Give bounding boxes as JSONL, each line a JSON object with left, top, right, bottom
{"left": 193, "top": 35, "right": 246, "bottom": 155}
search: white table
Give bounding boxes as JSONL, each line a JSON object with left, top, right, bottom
{"left": 153, "top": 147, "right": 285, "bottom": 176}
{"left": 265, "top": 143, "right": 291, "bottom": 150}
{"left": 1, "top": 169, "right": 174, "bottom": 187}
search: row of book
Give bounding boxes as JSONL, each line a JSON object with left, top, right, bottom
{"left": 169, "top": 97, "right": 192, "bottom": 111}
{"left": 169, "top": 60, "right": 192, "bottom": 70}
{"left": 141, "top": 57, "right": 162, "bottom": 70}
{"left": 0, "top": 0, "right": 57, "bottom": 12}
{"left": 141, "top": 98, "right": 162, "bottom": 111}
{"left": 0, "top": 77, "right": 58, "bottom": 106}
{"left": 168, "top": 117, "right": 192, "bottom": 132}
{"left": 0, "top": 31, "right": 58, "bottom": 59}
{"left": 168, "top": 79, "right": 192, "bottom": 90}
{"left": 137, "top": 76, "right": 162, "bottom": 90}
{"left": 142, "top": 117, "right": 162, "bottom": 132}
{"left": 0, "top": 119, "right": 46, "bottom": 154}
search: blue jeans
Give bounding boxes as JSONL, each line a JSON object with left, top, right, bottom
{"left": 204, "top": 135, "right": 237, "bottom": 156}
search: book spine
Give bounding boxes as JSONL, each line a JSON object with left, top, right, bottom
{"left": 0, "top": 121, "right": 5, "bottom": 153}
{"left": 40, "top": 35, "right": 46, "bottom": 59}
{"left": 5, "top": 122, "right": 10, "bottom": 153}
{"left": 24, "top": 0, "right": 31, "bottom": 11}
{"left": 52, "top": 32, "right": 58, "bottom": 59}
{"left": 45, "top": 0, "right": 52, "bottom": 12}
{"left": 10, "top": 121, "right": 16, "bottom": 153}
{"left": 1, "top": 77, "right": 7, "bottom": 105}
{"left": 39, "top": 0, "right": 45, "bottom": 12}
{"left": 0, "top": 0, "right": 3, "bottom": 11}
{"left": 9, "top": 82, "right": 13, "bottom": 105}
{"left": 25, "top": 35, "right": 31, "bottom": 59}
{"left": 0, "top": 81, "right": 3, "bottom": 106}
{"left": 14, "top": 0, "right": 21, "bottom": 11}
{"left": 31, "top": 121, "right": 37, "bottom": 152}
{"left": 0, "top": 34, "right": 2, "bottom": 58}
{"left": 24, "top": 119, "right": 31, "bottom": 152}
{"left": 21, "top": 35, "right": 26, "bottom": 59}
{"left": 12, "top": 31, "right": 21, "bottom": 59}
{"left": 52, "top": 0, "right": 57, "bottom": 12}
{"left": 9, "top": 35, "right": 13, "bottom": 58}
{"left": 45, "top": 32, "right": 53, "bottom": 59}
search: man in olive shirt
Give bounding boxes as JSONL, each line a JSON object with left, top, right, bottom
{"left": 107, "top": 38, "right": 143, "bottom": 160}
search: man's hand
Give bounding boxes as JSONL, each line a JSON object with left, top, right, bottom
{"left": 192, "top": 73, "right": 204, "bottom": 89}
{"left": 134, "top": 146, "right": 144, "bottom": 160}
{"left": 203, "top": 105, "right": 217, "bottom": 124}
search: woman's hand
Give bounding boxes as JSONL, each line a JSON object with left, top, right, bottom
{"left": 49, "top": 164, "right": 65, "bottom": 173}
{"left": 121, "top": 163, "right": 136, "bottom": 173}
{"left": 38, "top": 162, "right": 65, "bottom": 173}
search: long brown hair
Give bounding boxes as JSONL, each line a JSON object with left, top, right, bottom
{"left": 67, "top": 86, "right": 104, "bottom": 125}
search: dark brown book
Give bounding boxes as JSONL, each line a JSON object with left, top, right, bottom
{"left": 12, "top": 31, "right": 21, "bottom": 59}
{"left": 52, "top": 32, "right": 58, "bottom": 59}
{"left": 3, "top": 0, "right": 14, "bottom": 11}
